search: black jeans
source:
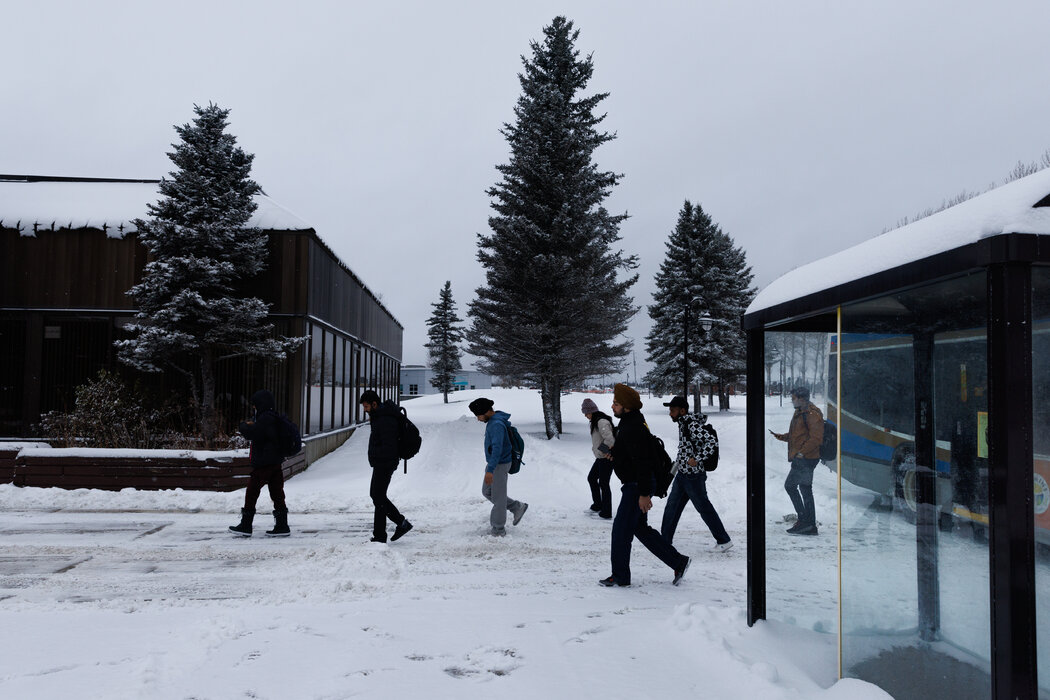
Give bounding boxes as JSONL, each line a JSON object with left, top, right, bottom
{"left": 370, "top": 463, "right": 405, "bottom": 540}
{"left": 610, "top": 482, "right": 687, "bottom": 585}
{"left": 660, "top": 471, "right": 730, "bottom": 545}
{"left": 587, "top": 457, "right": 614, "bottom": 517}
{"left": 784, "top": 457, "right": 819, "bottom": 526}
{"left": 244, "top": 464, "right": 286, "bottom": 511}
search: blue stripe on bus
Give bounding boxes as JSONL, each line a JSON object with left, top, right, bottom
{"left": 841, "top": 431, "right": 952, "bottom": 475}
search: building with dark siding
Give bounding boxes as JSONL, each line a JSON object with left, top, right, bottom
{"left": 0, "top": 175, "right": 402, "bottom": 461}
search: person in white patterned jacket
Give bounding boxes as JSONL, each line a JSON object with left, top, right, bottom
{"left": 659, "top": 396, "right": 733, "bottom": 552}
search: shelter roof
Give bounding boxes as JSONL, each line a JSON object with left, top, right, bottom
{"left": 748, "top": 168, "right": 1050, "bottom": 315}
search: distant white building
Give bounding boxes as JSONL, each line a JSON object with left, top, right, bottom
{"left": 399, "top": 365, "right": 493, "bottom": 398}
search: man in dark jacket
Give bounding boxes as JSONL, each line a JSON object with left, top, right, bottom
{"left": 360, "top": 390, "right": 413, "bottom": 543}
{"left": 229, "top": 389, "right": 290, "bottom": 537}
{"left": 599, "top": 383, "right": 691, "bottom": 588}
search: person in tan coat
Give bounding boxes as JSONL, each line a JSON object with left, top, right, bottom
{"left": 771, "top": 386, "right": 824, "bottom": 535}
{"left": 582, "top": 397, "right": 616, "bottom": 518}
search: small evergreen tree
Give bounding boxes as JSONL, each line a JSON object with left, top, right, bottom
{"left": 644, "top": 201, "right": 755, "bottom": 411}
{"left": 425, "top": 281, "right": 464, "bottom": 404}
{"left": 116, "top": 103, "right": 304, "bottom": 445}
{"left": 467, "top": 16, "right": 637, "bottom": 438}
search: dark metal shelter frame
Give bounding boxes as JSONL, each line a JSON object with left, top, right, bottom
{"left": 744, "top": 231, "right": 1050, "bottom": 699}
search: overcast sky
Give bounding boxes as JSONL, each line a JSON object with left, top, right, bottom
{"left": 7, "top": 1, "right": 1050, "bottom": 377}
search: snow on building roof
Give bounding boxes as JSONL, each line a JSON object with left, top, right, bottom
{"left": 747, "top": 168, "right": 1050, "bottom": 315}
{"left": 0, "top": 175, "right": 312, "bottom": 236}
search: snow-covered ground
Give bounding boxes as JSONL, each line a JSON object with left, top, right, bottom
{"left": 0, "top": 389, "right": 890, "bottom": 699}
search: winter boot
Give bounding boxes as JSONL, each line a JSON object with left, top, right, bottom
{"left": 390, "top": 519, "right": 413, "bottom": 542}
{"left": 229, "top": 508, "right": 255, "bottom": 537}
{"left": 265, "top": 509, "right": 290, "bottom": 537}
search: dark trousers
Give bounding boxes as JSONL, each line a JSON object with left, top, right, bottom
{"left": 661, "top": 471, "right": 730, "bottom": 545}
{"left": 784, "top": 457, "right": 819, "bottom": 526}
{"left": 611, "top": 482, "right": 687, "bottom": 585}
{"left": 370, "top": 464, "right": 405, "bottom": 540}
{"left": 244, "top": 464, "right": 286, "bottom": 511}
{"left": 587, "top": 457, "right": 614, "bottom": 517}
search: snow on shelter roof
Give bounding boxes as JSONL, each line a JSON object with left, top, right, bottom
{"left": 0, "top": 175, "right": 312, "bottom": 235}
{"left": 747, "top": 168, "right": 1050, "bottom": 316}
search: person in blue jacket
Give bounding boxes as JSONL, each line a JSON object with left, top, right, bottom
{"left": 469, "top": 397, "right": 528, "bottom": 536}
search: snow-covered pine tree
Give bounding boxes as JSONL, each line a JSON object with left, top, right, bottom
{"left": 644, "top": 201, "right": 755, "bottom": 411}
{"left": 425, "top": 281, "right": 464, "bottom": 404}
{"left": 116, "top": 103, "right": 304, "bottom": 446}
{"left": 467, "top": 16, "right": 637, "bottom": 439}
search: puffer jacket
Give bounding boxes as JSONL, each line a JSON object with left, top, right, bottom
{"left": 589, "top": 414, "right": 615, "bottom": 459}
{"left": 239, "top": 389, "right": 283, "bottom": 467}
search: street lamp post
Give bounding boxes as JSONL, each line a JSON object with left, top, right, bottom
{"left": 683, "top": 306, "right": 714, "bottom": 413}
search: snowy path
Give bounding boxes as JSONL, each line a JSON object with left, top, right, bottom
{"left": 0, "top": 390, "right": 887, "bottom": 699}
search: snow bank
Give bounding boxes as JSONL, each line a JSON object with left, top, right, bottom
{"left": 0, "top": 388, "right": 890, "bottom": 699}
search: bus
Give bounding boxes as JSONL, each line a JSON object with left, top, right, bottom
{"left": 828, "top": 329, "right": 1050, "bottom": 543}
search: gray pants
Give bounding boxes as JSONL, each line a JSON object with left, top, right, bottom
{"left": 482, "top": 462, "right": 522, "bottom": 530}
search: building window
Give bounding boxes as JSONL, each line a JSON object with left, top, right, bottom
{"left": 409, "top": 384, "right": 418, "bottom": 395}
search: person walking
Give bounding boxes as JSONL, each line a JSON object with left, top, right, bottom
{"left": 659, "top": 396, "right": 732, "bottom": 551}
{"left": 599, "top": 383, "right": 691, "bottom": 587}
{"left": 229, "top": 389, "right": 290, "bottom": 537}
{"left": 771, "top": 386, "right": 824, "bottom": 536}
{"left": 582, "top": 397, "right": 615, "bottom": 519}
{"left": 469, "top": 397, "right": 528, "bottom": 536}
{"left": 360, "top": 389, "right": 413, "bottom": 543}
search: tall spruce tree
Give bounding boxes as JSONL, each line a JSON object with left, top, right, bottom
{"left": 116, "top": 103, "right": 303, "bottom": 445}
{"left": 644, "top": 201, "right": 755, "bottom": 411}
{"left": 467, "top": 16, "right": 637, "bottom": 439}
{"left": 425, "top": 281, "right": 464, "bottom": 404}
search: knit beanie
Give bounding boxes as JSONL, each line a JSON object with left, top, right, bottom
{"left": 468, "top": 397, "right": 494, "bottom": 415}
{"left": 581, "top": 398, "right": 599, "bottom": 414}
{"left": 613, "top": 383, "right": 642, "bottom": 411}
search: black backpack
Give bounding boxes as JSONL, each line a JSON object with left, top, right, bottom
{"left": 649, "top": 430, "right": 675, "bottom": 498}
{"left": 700, "top": 422, "right": 719, "bottom": 472}
{"left": 275, "top": 412, "right": 302, "bottom": 458}
{"left": 820, "top": 420, "right": 837, "bottom": 464}
{"left": 801, "top": 412, "right": 837, "bottom": 464}
{"left": 397, "top": 406, "right": 423, "bottom": 469}
{"left": 505, "top": 424, "right": 525, "bottom": 474}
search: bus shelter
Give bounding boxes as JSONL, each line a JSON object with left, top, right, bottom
{"left": 743, "top": 169, "right": 1050, "bottom": 700}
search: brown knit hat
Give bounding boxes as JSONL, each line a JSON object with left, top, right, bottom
{"left": 613, "top": 383, "right": 642, "bottom": 411}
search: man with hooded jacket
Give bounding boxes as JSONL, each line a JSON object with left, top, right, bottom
{"left": 229, "top": 389, "right": 290, "bottom": 537}
{"left": 469, "top": 397, "right": 528, "bottom": 536}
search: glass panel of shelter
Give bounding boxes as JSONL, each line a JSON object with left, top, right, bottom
{"left": 839, "top": 273, "right": 991, "bottom": 700}
{"left": 1031, "top": 267, "right": 1050, "bottom": 698}
{"left": 763, "top": 329, "right": 838, "bottom": 636}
